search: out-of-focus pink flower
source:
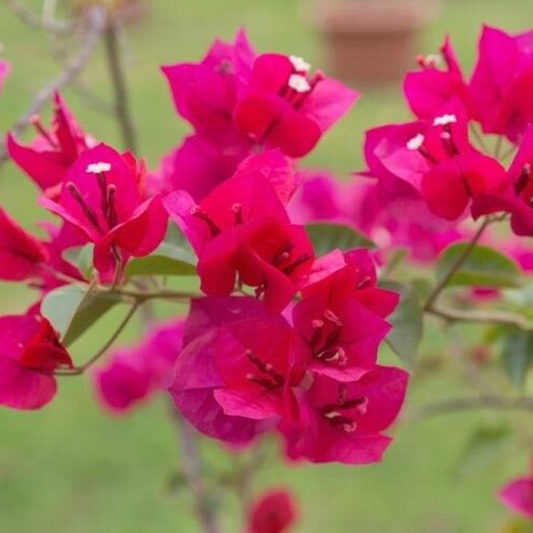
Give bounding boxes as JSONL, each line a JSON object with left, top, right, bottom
{"left": 499, "top": 458, "right": 533, "bottom": 520}
{"left": 404, "top": 36, "right": 470, "bottom": 120}
{"left": 0, "top": 314, "right": 72, "bottom": 410}
{"left": 279, "top": 366, "right": 408, "bottom": 465}
{"left": 247, "top": 488, "right": 299, "bottom": 533}
{"left": 7, "top": 92, "right": 94, "bottom": 196}
{"left": 164, "top": 151, "right": 313, "bottom": 312}
{"left": 40, "top": 144, "right": 168, "bottom": 277}
{"left": 470, "top": 25, "right": 533, "bottom": 142}
{"left": 0, "top": 59, "right": 10, "bottom": 95}
{"left": 94, "top": 319, "right": 184, "bottom": 413}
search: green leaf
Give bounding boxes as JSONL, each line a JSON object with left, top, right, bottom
{"left": 305, "top": 222, "right": 375, "bottom": 256}
{"left": 41, "top": 284, "right": 124, "bottom": 346}
{"left": 436, "top": 243, "right": 520, "bottom": 289}
{"left": 125, "top": 243, "right": 197, "bottom": 277}
{"left": 62, "top": 244, "right": 95, "bottom": 278}
{"left": 501, "top": 331, "right": 533, "bottom": 388}
{"left": 381, "top": 282, "right": 423, "bottom": 369}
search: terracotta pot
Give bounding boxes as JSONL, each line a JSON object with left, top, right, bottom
{"left": 313, "top": 0, "right": 438, "bottom": 85}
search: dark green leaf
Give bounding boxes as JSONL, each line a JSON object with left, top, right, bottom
{"left": 501, "top": 331, "right": 533, "bottom": 388}
{"left": 437, "top": 243, "right": 520, "bottom": 289}
{"left": 306, "top": 223, "right": 375, "bottom": 256}
{"left": 381, "top": 282, "right": 423, "bottom": 369}
{"left": 125, "top": 243, "right": 197, "bottom": 277}
{"left": 41, "top": 284, "right": 124, "bottom": 346}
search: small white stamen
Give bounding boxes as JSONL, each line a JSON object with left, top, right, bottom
{"left": 87, "top": 162, "right": 111, "bottom": 174}
{"left": 424, "top": 54, "right": 442, "bottom": 67}
{"left": 289, "top": 55, "right": 311, "bottom": 73}
{"left": 407, "top": 133, "right": 425, "bottom": 151}
{"left": 325, "top": 411, "right": 341, "bottom": 419}
{"left": 433, "top": 114, "right": 457, "bottom": 127}
{"left": 343, "top": 422, "right": 357, "bottom": 433}
{"left": 288, "top": 74, "right": 311, "bottom": 93}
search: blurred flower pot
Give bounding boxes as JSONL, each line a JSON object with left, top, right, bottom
{"left": 314, "top": 0, "right": 438, "bottom": 85}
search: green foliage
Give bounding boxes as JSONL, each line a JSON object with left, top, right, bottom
{"left": 501, "top": 331, "right": 533, "bottom": 388}
{"left": 437, "top": 243, "right": 521, "bottom": 289}
{"left": 381, "top": 282, "right": 423, "bottom": 369}
{"left": 41, "top": 284, "right": 125, "bottom": 346}
{"left": 305, "top": 222, "right": 375, "bottom": 256}
{"left": 125, "top": 243, "right": 197, "bottom": 277}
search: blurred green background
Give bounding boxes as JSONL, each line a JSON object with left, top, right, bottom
{"left": 1, "top": 1, "right": 533, "bottom": 531}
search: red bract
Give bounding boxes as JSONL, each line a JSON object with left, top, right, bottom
{"left": 279, "top": 367, "right": 408, "bottom": 465}
{"left": 404, "top": 36, "right": 470, "bottom": 120}
{"left": 40, "top": 144, "right": 168, "bottom": 276}
{"left": 293, "top": 250, "right": 397, "bottom": 381}
{"left": 214, "top": 315, "right": 307, "bottom": 421}
{"left": 470, "top": 25, "right": 533, "bottom": 142}
{"left": 247, "top": 489, "right": 299, "bottom": 533}
{"left": 169, "top": 296, "right": 274, "bottom": 445}
{"left": 7, "top": 92, "right": 94, "bottom": 196}
{"left": 94, "top": 319, "right": 184, "bottom": 414}
{"left": 0, "top": 205, "right": 49, "bottom": 281}
{"left": 234, "top": 53, "right": 358, "bottom": 157}
{"left": 365, "top": 102, "right": 508, "bottom": 222}
{"left": 499, "top": 459, "right": 533, "bottom": 520}
{"left": 0, "top": 314, "right": 72, "bottom": 410}
{"left": 164, "top": 151, "right": 313, "bottom": 312}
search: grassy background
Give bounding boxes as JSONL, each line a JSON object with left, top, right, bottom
{"left": 1, "top": 1, "right": 533, "bottom": 531}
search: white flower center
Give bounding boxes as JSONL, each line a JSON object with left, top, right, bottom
{"left": 289, "top": 55, "right": 311, "bottom": 73}
{"left": 433, "top": 114, "right": 457, "bottom": 127}
{"left": 288, "top": 74, "right": 311, "bottom": 93}
{"left": 406, "top": 133, "right": 425, "bottom": 151}
{"left": 424, "top": 54, "right": 442, "bottom": 67}
{"left": 86, "top": 162, "right": 111, "bottom": 174}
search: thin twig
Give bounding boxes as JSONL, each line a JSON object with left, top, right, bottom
{"left": 0, "top": 5, "right": 107, "bottom": 169}
{"left": 405, "top": 395, "right": 533, "bottom": 421}
{"left": 170, "top": 407, "right": 221, "bottom": 533}
{"left": 103, "top": 19, "right": 138, "bottom": 153}
{"left": 424, "top": 217, "right": 491, "bottom": 311}
{"left": 6, "top": 0, "right": 74, "bottom": 34}
{"left": 427, "top": 304, "right": 532, "bottom": 331}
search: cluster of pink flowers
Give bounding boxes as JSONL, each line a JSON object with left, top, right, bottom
{"left": 0, "top": 31, "right": 408, "bottom": 467}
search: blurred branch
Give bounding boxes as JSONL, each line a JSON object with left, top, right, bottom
{"left": 171, "top": 408, "right": 222, "bottom": 533}
{"left": 0, "top": 5, "right": 107, "bottom": 169}
{"left": 103, "top": 19, "right": 138, "bottom": 153}
{"left": 426, "top": 304, "right": 531, "bottom": 331}
{"left": 6, "top": 0, "right": 75, "bottom": 34}
{"left": 406, "top": 395, "right": 533, "bottom": 421}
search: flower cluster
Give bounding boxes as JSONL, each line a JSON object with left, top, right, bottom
{"left": 0, "top": 32, "right": 407, "bottom": 468}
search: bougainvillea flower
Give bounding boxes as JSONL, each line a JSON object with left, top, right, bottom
{"left": 94, "top": 319, "right": 184, "bottom": 414}
{"left": 7, "top": 92, "right": 94, "bottom": 195}
{"left": 294, "top": 251, "right": 397, "bottom": 381}
{"left": 470, "top": 25, "right": 533, "bottom": 142}
{"left": 169, "top": 296, "right": 274, "bottom": 444}
{"left": 279, "top": 367, "right": 409, "bottom": 465}
{"left": 366, "top": 101, "right": 510, "bottom": 222}
{"left": 0, "top": 205, "right": 49, "bottom": 281}
{"left": 233, "top": 53, "right": 358, "bottom": 157}
{"left": 499, "top": 459, "right": 533, "bottom": 520}
{"left": 404, "top": 36, "right": 470, "bottom": 119}
{"left": 0, "top": 314, "right": 72, "bottom": 410}
{"left": 40, "top": 144, "right": 168, "bottom": 276}
{"left": 162, "top": 29, "right": 256, "bottom": 147}
{"left": 247, "top": 488, "right": 299, "bottom": 533}
{"left": 164, "top": 153, "right": 313, "bottom": 311}
{"left": 214, "top": 314, "right": 307, "bottom": 421}
{"left": 148, "top": 134, "right": 250, "bottom": 201}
